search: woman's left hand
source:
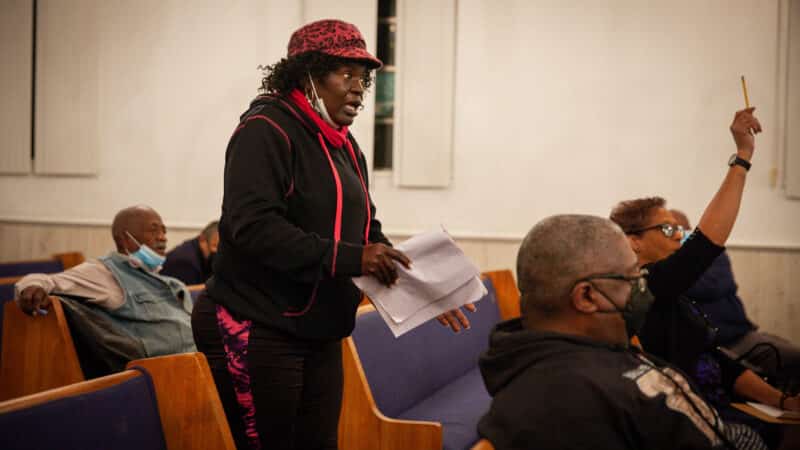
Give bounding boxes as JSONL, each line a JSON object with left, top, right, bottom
{"left": 436, "top": 303, "right": 477, "bottom": 333}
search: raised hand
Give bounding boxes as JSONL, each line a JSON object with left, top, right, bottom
{"left": 730, "top": 107, "right": 762, "bottom": 160}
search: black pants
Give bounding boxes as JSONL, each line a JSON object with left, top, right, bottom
{"left": 192, "top": 292, "right": 343, "bottom": 450}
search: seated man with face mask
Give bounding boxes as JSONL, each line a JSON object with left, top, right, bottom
{"left": 14, "top": 205, "right": 196, "bottom": 360}
{"left": 478, "top": 215, "right": 766, "bottom": 450}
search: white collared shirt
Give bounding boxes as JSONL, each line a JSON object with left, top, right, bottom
{"left": 14, "top": 253, "right": 160, "bottom": 310}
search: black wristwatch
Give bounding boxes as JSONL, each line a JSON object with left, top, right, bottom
{"left": 728, "top": 154, "right": 751, "bottom": 171}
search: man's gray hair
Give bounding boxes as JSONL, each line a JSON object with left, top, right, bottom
{"left": 517, "top": 215, "right": 626, "bottom": 316}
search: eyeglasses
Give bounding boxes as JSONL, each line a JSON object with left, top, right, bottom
{"left": 628, "top": 223, "right": 685, "bottom": 238}
{"left": 338, "top": 70, "right": 371, "bottom": 91}
{"left": 580, "top": 268, "right": 649, "bottom": 293}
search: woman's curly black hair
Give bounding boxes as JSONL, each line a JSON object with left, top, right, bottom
{"left": 260, "top": 51, "right": 374, "bottom": 94}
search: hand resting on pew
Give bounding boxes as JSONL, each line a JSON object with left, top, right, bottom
{"left": 17, "top": 286, "right": 51, "bottom": 316}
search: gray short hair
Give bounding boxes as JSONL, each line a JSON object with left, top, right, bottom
{"left": 517, "top": 215, "right": 627, "bottom": 316}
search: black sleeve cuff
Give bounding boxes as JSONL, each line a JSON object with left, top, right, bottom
{"left": 718, "top": 354, "right": 748, "bottom": 392}
{"left": 334, "top": 242, "right": 364, "bottom": 277}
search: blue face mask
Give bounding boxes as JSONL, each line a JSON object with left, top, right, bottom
{"left": 125, "top": 231, "right": 166, "bottom": 271}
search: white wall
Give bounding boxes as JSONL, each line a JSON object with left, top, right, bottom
{"left": 0, "top": 0, "right": 302, "bottom": 227}
{"left": 0, "top": 0, "right": 798, "bottom": 247}
{"left": 371, "top": 0, "right": 800, "bottom": 247}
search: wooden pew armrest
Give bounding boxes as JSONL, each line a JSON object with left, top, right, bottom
{"left": 483, "top": 270, "right": 520, "bottom": 320}
{"left": 52, "top": 252, "right": 85, "bottom": 270}
{"left": 379, "top": 416, "right": 442, "bottom": 450}
{"left": 339, "top": 336, "right": 444, "bottom": 450}
{"left": 471, "top": 438, "right": 496, "bottom": 450}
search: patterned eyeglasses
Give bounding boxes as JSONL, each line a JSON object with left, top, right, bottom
{"left": 628, "top": 223, "right": 685, "bottom": 238}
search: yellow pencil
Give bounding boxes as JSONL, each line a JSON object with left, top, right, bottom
{"left": 741, "top": 75, "right": 750, "bottom": 108}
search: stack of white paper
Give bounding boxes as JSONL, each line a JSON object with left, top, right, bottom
{"left": 746, "top": 402, "right": 800, "bottom": 420}
{"left": 353, "top": 230, "right": 487, "bottom": 337}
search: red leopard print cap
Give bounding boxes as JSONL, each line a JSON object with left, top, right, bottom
{"left": 288, "top": 19, "right": 382, "bottom": 69}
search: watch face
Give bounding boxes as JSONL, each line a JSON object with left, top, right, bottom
{"left": 728, "top": 154, "right": 737, "bottom": 166}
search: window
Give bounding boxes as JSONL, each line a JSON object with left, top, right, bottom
{"left": 373, "top": 0, "right": 396, "bottom": 171}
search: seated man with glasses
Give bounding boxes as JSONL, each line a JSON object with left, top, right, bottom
{"left": 477, "top": 214, "right": 767, "bottom": 450}
{"left": 610, "top": 109, "right": 798, "bottom": 447}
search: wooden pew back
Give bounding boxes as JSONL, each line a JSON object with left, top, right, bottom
{"left": 0, "top": 252, "right": 85, "bottom": 278}
{"left": 127, "top": 353, "right": 237, "bottom": 450}
{"left": 338, "top": 269, "right": 520, "bottom": 450}
{"left": 0, "top": 352, "right": 236, "bottom": 450}
{"left": 0, "top": 297, "right": 84, "bottom": 400}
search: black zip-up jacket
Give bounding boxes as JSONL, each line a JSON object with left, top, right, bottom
{"left": 206, "top": 94, "right": 390, "bottom": 340}
{"left": 684, "top": 252, "right": 755, "bottom": 345}
{"left": 641, "top": 230, "right": 745, "bottom": 396}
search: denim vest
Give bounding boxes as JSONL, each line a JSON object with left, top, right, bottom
{"left": 99, "top": 253, "right": 196, "bottom": 357}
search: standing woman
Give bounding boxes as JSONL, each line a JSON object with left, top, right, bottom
{"left": 193, "top": 20, "right": 470, "bottom": 450}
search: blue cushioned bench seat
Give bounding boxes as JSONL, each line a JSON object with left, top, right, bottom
{"left": 397, "top": 368, "right": 491, "bottom": 450}
{"left": 0, "top": 352, "right": 236, "bottom": 450}
{"left": 0, "top": 369, "right": 167, "bottom": 450}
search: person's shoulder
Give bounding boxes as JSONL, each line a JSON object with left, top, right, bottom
{"left": 66, "top": 258, "right": 109, "bottom": 275}
{"left": 490, "top": 351, "right": 638, "bottom": 423}
{"left": 166, "top": 238, "right": 198, "bottom": 257}
{"left": 237, "top": 96, "right": 305, "bottom": 137}
{"left": 508, "top": 346, "right": 635, "bottom": 392}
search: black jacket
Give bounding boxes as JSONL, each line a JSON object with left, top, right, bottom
{"left": 641, "top": 231, "right": 745, "bottom": 396}
{"left": 478, "top": 319, "right": 727, "bottom": 450}
{"left": 162, "top": 237, "right": 210, "bottom": 286}
{"left": 207, "top": 95, "right": 390, "bottom": 340}
{"left": 684, "top": 252, "right": 754, "bottom": 345}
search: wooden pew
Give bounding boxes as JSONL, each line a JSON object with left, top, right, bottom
{"left": 53, "top": 251, "right": 86, "bottom": 270}
{"left": 339, "top": 319, "right": 442, "bottom": 450}
{"left": 0, "top": 251, "right": 85, "bottom": 278}
{"left": 0, "top": 282, "right": 204, "bottom": 400}
{"left": 483, "top": 270, "right": 520, "bottom": 321}
{"left": 0, "top": 252, "right": 84, "bottom": 297}
{"left": 0, "top": 352, "right": 236, "bottom": 450}
{"left": 0, "top": 253, "right": 85, "bottom": 357}
{"left": 0, "top": 297, "right": 84, "bottom": 401}
{"left": 338, "top": 269, "right": 520, "bottom": 450}
{"left": 126, "top": 353, "right": 237, "bottom": 450}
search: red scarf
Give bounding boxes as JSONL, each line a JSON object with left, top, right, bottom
{"left": 288, "top": 89, "right": 349, "bottom": 148}
{"left": 285, "top": 87, "right": 373, "bottom": 272}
